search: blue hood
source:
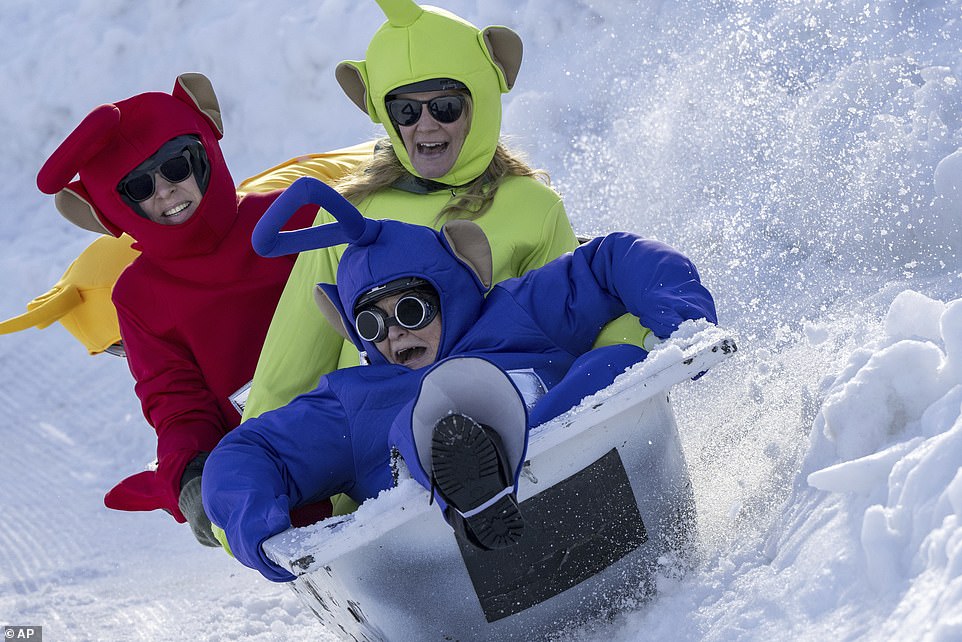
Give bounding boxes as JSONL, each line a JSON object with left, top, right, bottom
{"left": 251, "top": 176, "right": 488, "bottom": 366}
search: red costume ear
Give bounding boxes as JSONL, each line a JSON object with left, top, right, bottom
{"left": 37, "top": 104, "right": 120, "bottom": 194}
{"left": 55, "top": 180, "right": 122, "bottom": 237}
{"left": 173, "top": 72, "right": 224, "bottom": 139}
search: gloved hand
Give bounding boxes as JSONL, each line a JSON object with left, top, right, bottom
{"left": 178, "top": 454, "right": 219, "bottom": 548}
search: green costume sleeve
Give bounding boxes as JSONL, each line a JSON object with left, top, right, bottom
{"left": 594, "top": 313, "right": 653, "bottom": 349}
{"left": 477, "top": 178, "right": 653, "bottom": 350}
{"left": 517, "top": 198, "right": 579, "bottom": 277}
{"left": 241, "top": 208, "right": 345, "bottom": 421}
{"left": 211, "top": 523, "right": 233, "bottom": 557}
{"left": 521, "top": 197, "right": 653, "bottom": 350}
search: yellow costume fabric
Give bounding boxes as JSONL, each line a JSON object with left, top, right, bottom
{"left": 235, "top": 142, "right": 376, "bottom": 196}
{"left": 0, "top": 234, "right": 138, "bottom": 354}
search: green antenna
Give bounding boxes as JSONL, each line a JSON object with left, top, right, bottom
{"left": 375, "top": 0, "right": 422, "bottom": 27}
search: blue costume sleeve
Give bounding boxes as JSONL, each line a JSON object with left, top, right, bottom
{"left": 504, "top": 232, "right": 717, "bottom": 353}
{"left": 202, "top": 381, "right": 356, "bottom": 582}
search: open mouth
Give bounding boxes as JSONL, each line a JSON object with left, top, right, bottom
{"left": 162, "top": 202, "right": 192, "bottom": 218}
{"left": 395, "top": 346, "right": 427, "bottom": 365}
{"left": 416, "top": 142, "right": 448, "bottom": 155}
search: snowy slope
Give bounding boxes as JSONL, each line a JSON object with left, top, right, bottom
{"left": 1, "top": 1, "right": 960, "bottom": 640}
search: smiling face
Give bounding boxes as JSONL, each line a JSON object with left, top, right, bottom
{"left": 392, "top": 90, "right": 471, "bottom": 179}
{"left": 138, "top": 172, "right": 203, "bottom": 225}
{"left": 366, "top": 290, "right": 442, "bottom": 369}
{"left": 117, "top": 137, "right": 208, "bottom": 227}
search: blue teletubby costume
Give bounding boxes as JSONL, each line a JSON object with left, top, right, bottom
{"left": 202, "top": 177, "right": 717, "bottom": 582}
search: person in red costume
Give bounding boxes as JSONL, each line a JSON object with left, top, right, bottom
{"left": 35, "top": 73, "right": 328, "bottom": 547}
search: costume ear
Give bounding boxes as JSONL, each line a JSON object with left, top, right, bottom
{"left": 481, "top": 27, "right": 523, "bottom": 92}
{"left": 174, "top": 72, "right": 224, "bottom": 138}
{"left": 314, "top": 284, "right": 352, "bottom": 341}
{"left": 335, "top": 61, "right": 374, "bottom": 117}
{"left": 442, "top": 220, "right": 492, "bottom": 289}
{"left": 54, "top": 183, "right": 118, "bottom": 236}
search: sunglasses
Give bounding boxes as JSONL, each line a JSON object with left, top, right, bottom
{"left": 386, "top": 95, "right": 466, "bottom": 127}
{"left": 354, "top": 293, "right": 439, "bottom": 343}
{"left": 117, "top": 150, "right": 193, "bottom": 202}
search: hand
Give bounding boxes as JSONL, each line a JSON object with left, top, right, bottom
{"left": 178, "top": 456, "right": 220, "bottom": 548}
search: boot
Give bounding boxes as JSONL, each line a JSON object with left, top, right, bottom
{"left": 431, "top": 413, "right": 524, "bottom": 550}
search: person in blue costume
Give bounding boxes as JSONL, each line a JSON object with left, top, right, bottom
{"left": 202, "top": 177, "right": 717, "bottom": 582}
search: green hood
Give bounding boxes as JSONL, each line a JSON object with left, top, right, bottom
{"left": 336, "top": 0, "right": 522, "bottom": 186}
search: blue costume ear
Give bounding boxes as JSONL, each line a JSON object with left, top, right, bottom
{"left": 315, "top": 281, "right": 363, "bottom": 347}
{"left": 252, "top": 176, "right": 381, "bottom": 257}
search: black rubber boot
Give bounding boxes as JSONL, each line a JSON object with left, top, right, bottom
{"left": 431, "top": 413, "right": 524, "bottom": 550}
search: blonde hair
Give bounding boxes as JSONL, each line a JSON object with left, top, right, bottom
{"left": 333, "top": 138, "right": 550, "bottom": 223}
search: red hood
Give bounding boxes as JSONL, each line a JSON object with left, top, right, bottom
{"left": 40, "top": 90, "right": 237, "bottom": 260}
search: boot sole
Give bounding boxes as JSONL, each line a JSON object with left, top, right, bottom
{"left": 431, "top": 414, "right": 524, "bottom": 549}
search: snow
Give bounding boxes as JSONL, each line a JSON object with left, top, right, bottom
{"left": 1, "top": 0, "right": 960, "bottom": 640}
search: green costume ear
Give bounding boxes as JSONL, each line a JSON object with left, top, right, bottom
{"left": 481, "top": 26, "right": 523, "bottom": 91}
{"left": 336, "top": 0, "right": 524, "bottom": 187}
{"left": 335, "top": 60, "right": 374, "bottom": 118}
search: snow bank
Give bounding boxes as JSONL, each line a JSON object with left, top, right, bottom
{"left": 803, "top": 292, "right": 962, "bottom": 635}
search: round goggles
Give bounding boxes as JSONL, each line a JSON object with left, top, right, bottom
{"left": 117, "top": 149, "right": 194, "bottom": 202}
{"left": 354, "top": 293, "right": 439, "bottom": 343}
{"left": 385, "top": 95, "right": 466, "bottom": 127}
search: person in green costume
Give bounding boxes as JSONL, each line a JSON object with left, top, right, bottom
{"left": 241, "top": 0, "right": 653, "bottom": 486}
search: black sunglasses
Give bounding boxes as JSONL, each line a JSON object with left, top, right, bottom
{"left": 386, "top": 95, "right": 466, "bottom": 127}
{"left": 117, "top": 150, "right": 193, "bottom": 202}
{"left": 355, "top": 293, "right": 438, "bottom": 343}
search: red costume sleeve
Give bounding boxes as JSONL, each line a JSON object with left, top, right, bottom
{"left": 106, "top": 291, "right": 229, "bottom": 522}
